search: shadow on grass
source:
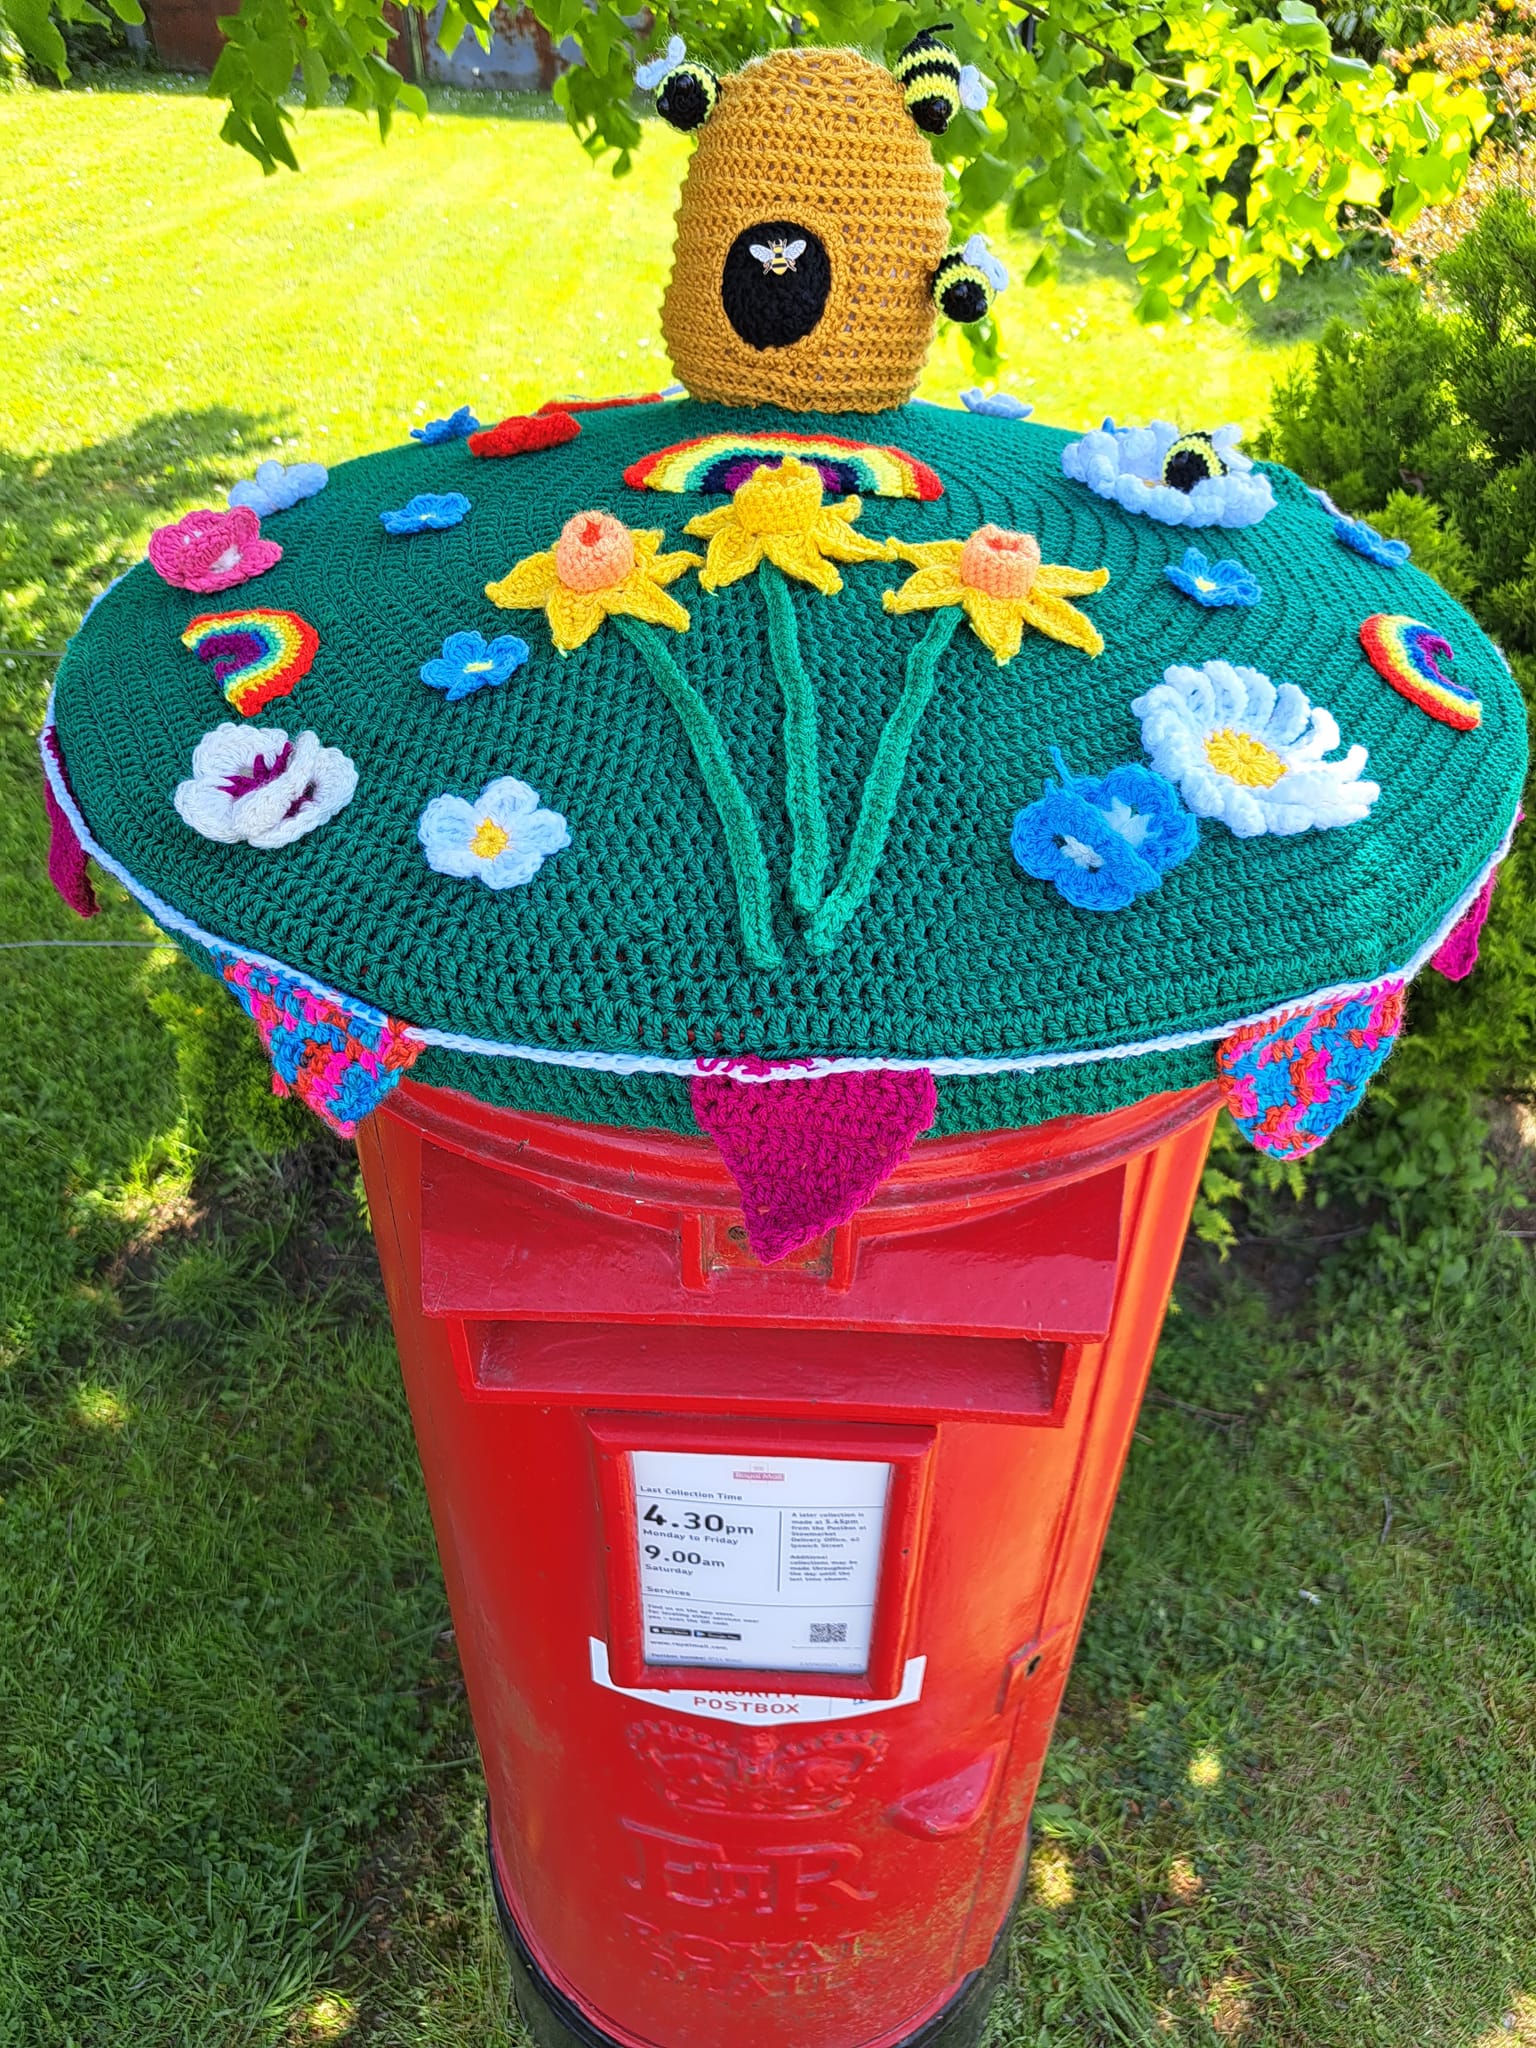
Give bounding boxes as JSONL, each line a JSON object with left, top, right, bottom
{"left": 0, "top": 405, "right": 275, "bottom": 670}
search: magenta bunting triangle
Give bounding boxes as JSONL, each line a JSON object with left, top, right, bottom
{"left": 690, "top": 1066, "right": 938, "bottom": 1265}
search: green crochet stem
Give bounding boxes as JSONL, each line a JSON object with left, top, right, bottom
{"left": 760, "top": 561, "right": 829, "bottom": 918}
{"left": 805, "top": 606, "right": 963, "bottom": 957}
{"left": 613, "top": 616, "right": 782, "bottom": 970}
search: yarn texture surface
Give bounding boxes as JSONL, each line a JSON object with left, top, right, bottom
{"left": 660, "top": 49, "right": 951, "bottom": 412}
{"left": 49, "top": 397, "right": 1527, "bottom": 1137}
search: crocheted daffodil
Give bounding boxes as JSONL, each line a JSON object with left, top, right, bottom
{"left": 685, "top": 455, "right": 892, "bottom": 595}
{"left": 486, "top": 511, "right": 701, "bottom": 653}
{"left": 883, "top": 525, "right": 1109, "bottom": 663}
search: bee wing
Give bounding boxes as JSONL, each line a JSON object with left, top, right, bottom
{"left": 749, "top": 244, "right": 775, "bottom": 265}
{"left": 782, "top": 240, "right": 807, "bottom": 262}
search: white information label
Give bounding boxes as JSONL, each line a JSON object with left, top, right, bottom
{"left": 630, "top": 1450, "right": 892, "bottom": 1675}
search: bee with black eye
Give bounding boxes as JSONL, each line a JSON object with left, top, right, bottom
{"left": 1161, "top": 432, "right": 1228, "bottom": 494}
{"left": 893, "top": 27, "right": 964, "bottom": 134}
{"left": 749, "top": 238, "right": 808, "bottom": 276}
{"left": 932, "top": 234, "right": 1009, "bottom": 325}
{"left": 635, "top": 35, "right": 720, "bottom": 131}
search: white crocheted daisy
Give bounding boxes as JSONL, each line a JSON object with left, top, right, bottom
{"left": 1132, "top": 660, "right": 1379, "bottom": 838}
{"left": 418, "top": 776, "right": 570, "bottom": 890}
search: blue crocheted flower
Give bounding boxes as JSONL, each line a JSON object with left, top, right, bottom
{"left": 421, "top": 630, "right": 529, "bottom": 702}
{"left": 419, "top": 776, "right": 570, "bottom": 890}
{"left": 1334, "top": 515, "right": 1410, "bottom": 568}
{"left": 1164, "top": 546, "right": 1261, "bottom": 609}
{"left": 380, "top": 493, "right": 471, "bottom": 535}
{"left": 411, "top": 405, "right": 481, "bottom": 445}
{"left": 960, "top": 389, "right": 1033, "bottom": 420}
{"left": 1011, "top": 752, "right": 1198, "bottom": 912}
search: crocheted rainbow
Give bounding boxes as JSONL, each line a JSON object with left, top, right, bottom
{"left": 182, "top": 609, "right": 319, "bottom": 715}
{"left": 1360, "top": 613, "right": 1479, "bottom": 731}
{"left": 624, "top": 433, "right": 944, "bottom": 501}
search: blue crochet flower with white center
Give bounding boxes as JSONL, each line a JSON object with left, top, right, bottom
{"left": 411, "top": 405, "right": 481, "bottom": 445}
{"left": 1334, "top": 515, "right": 1411, "bottom": 567}
{"left": 421, "top": 630, "right": 529, "bottom": 703}
{"left": 380, "top": 492, "right": 471, "bottom": 535}
{"left": 1164, "top": 546, "right": 1262, "bottom": 609}
{"left": 1011, "top": 751, "right": 1199, "bottom": 912}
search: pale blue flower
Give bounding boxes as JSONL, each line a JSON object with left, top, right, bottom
{"left": 411, "top": 405, "right": 481, "bottom": 445}
{"left": 419, "top": 776, "right": 570, "bottom": 890}
{"left": 421, "top": 630, "right": 529, "bottom": 703}
{"left": 1164, "top": 546, "right": 1262, "bottom": 608}
{"left": 960, "top": 389, "right": 1033, "bottom": 419}
{"left": 1334, "top": 515, "right": 1410, "bottom": 567}
{"left": 229, "top": 459, "right": 328, "bottom": 515}
{"left": 380, "top": 492, "right": 471, "bottom": 535}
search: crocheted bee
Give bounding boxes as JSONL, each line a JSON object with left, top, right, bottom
{"left": 640, "top": 32, "right": 1005, "bottom": 412}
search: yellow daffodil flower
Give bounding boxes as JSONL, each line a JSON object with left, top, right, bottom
{"left": 486, "top": 511, "right": 701, "bottom": 653}
{"left": 685, "top": 455, "right": 892, "bottom": 595}
{"left": 883, "top": 524, "right": 1110, "bottom": 663}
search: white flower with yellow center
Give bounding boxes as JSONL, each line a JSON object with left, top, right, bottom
{"left": 418, "top": 776, "right": 571, "bottom": 890}
{"left": 1132, "top": 660, "right": 1379, "bottom": 839}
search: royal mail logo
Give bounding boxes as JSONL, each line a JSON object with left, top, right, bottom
{"left": 628, "top": 1718, "right": 886, "bottom": 1816}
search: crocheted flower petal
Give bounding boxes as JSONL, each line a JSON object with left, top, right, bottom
{"left": 442, "top": 630, "right": 487, "bottom": 666}
{"left": 824, "top": 493, "right": 866, "bottom": 526}
{"left": 813, "top": 515, "right": 892, "bottom": 564}
{"left": 606, "top": 570, "right": 692, "bottom": 633}
{"left": 889, "top": 537, "right": 964, "bottom": 570}
{"left": 485, "top": 551, "right": 558, "bottom": 609}
{"left": 698, "top": 525, "right": 763, "bottom": 591}
{"left": 763, "top": 532, "right": 843, "bottom": 594}
{"left": 545, "top": 584, "right": 606, "bottom": 651}
{"left": 882, "top": 563, "right": 963, "bottom": 615}
{"left": 419, "top": 794, "right": 487, "bottom": 875}
{"left": 1021, "top": 590, "right": 1104, "bottom": 657}
{"left": 646, "top": 547, "right": 706, "bottom": 588}
{"left": 961, "top": 589, "right": 1024, "bottom": 664}
{"left": 685, "top": 504, "right": 736, "bottom": 539}
{"left": 481, "top": 776, "right": 541, "bottom": 825}
{"left": 1034, "top": 564, "right": 1110, "bottom": 598}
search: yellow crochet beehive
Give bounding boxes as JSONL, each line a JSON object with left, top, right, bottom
{"left": 659, "top": 47, "right": 953, "bottom": 413}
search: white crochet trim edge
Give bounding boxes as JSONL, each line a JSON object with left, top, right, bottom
{"left": 40, "top": 696, "right": 1517, "bottom": 1088}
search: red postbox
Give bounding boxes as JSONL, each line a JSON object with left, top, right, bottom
{"left": 357, "top": 1075, "right": 1219, "bottom": 2048}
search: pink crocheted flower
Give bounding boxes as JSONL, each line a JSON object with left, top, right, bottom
{"left": 147, "top": 508, "right": 282, "bottom": 593}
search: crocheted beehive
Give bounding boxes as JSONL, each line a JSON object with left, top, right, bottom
{"left": 660, "top": 47, "right": 952, "bottom": 413}
{"left": 40, "top": 33, "right": 1528, "bottom": 1257}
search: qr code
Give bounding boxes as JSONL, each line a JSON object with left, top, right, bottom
{"left": 808, "top": 1622, "right": 848, "bottom": 1644}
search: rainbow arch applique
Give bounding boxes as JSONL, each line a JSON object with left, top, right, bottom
{"left": 1359, "top": 614, "right": 1480, "bottom": 731}
{"left": 624, "top": 432, "right": 944, "bottom": 501}
{"left": 182, "top": 609, "right": 320, "bottom": 715}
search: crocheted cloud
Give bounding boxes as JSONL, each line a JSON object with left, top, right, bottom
{"left": 411, "top": 405, "right": 481, "bottom": 445}
{"left": 148, "top": 508, "right": 282, "bottom": 593}
{"left": 960, "top": 389, "right": 1032, "bottom": 419}
{"left": 228, "top": 460, "right": 328, "bottom": 516}
{"left": 1012, "top": 754, "right": 1197, "bottom": 912}
{"left": 1134, "top": 660, "right": 1379, "bottom": 839}
{"left": 1164, "top": 547, "right": 1261, "bottom": 609}
{"left": 418, "top": 776, "right": 570, "bottom": 890}
{"left": 1060, "top": 422, "right": 1274, "bottom": 528}
{"left": 381, "top": 493, "right": 470, "bottom": 535}
{"left": 174, "top": 724, "right": 357, "bottom": 849}
{"left": 421, "top": 630, "right": 529, "bottom": 702}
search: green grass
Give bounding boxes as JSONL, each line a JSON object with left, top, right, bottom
{"left": 2, "top": 72, "right": 1533, "bottom": 2048}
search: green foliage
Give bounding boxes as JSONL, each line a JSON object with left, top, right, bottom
{"left": 1, "top": 0, "right": 1494, "bottom": 320}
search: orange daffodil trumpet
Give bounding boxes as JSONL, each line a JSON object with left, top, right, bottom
{"left": 684, "top": 455, "right": 893, "bottom": 595}
{"left": 884, "top": 523, "right": 1110, "bottom": 663}
{"left": 485, "top": 510, "right": 701, "bottom": 653}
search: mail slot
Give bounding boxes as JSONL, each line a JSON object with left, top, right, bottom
{"left": 356, "top": 1076, "right": 1218, "bottom": 2048}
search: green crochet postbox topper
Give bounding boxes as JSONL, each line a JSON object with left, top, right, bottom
{"left": 42, "top": 37, "right": 1526, "bottom": 1258}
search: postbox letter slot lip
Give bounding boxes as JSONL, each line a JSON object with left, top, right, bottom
{"left": 588, "top": 1414, "right": 934, "bottom": 1703}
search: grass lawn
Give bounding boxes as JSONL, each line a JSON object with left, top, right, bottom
{"left": 2, "top": 72, "right": 1534, "bottom": 2048}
